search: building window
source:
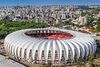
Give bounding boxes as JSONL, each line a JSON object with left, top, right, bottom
{"left": 62, "top": 50, "right": 64, "bottom": 57}
{"left": 29, "top": 49, "right": 32, "bottom": 59}
{"left": 20, "top": 48, "right": 22, "bottom": 57}
{"left": 42, "top": 51, "right": 44, "bottom": 58}
{"left": 34, "top": 50, "right": 38, "bottom": 63}
{"left": 55, "top": 50, "right": 58, "bottom": 60}
{"left": 16, "top": 47, "right": 18, "bottom": 56}
{"left": 74, "top": 49, "right": 77, "bottom": 62}
{"left": 35, "top": 50, "right": 38, "bottom": 60}
{"left": 10, "top": 45, "right": 13, "bottom": 54}
{"left": 61, "top": 50, "right": 65, "bottom": 62}
{"left": 68, "top": 50, "right": 71, "bottom": 60}
{"left": 24, "top": 49, "right": 26, "bottom": 59}
{"left": 48, "top": 50, "right": 51, "bottom": 59}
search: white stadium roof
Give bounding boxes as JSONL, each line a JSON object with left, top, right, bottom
{"left": 4, "top": 27, "right": 97, "bottom": 64}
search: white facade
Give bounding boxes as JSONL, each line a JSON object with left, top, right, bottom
{"left": 4, "top": 27, "right": 97, "bottom": 64}
{"left": 79, "top": 16, "right": 87, "bottom": 25}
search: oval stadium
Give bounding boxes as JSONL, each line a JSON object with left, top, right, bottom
{"left": 4, "top": 27, "right": 97, "bottom": 64}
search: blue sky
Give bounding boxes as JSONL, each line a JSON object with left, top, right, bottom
{"left": 0, "top": 0, "right": 100, "bottom": 6}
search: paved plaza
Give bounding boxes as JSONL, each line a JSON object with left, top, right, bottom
{"left": 0, "top": 55, "right": 25, "bottom": 67}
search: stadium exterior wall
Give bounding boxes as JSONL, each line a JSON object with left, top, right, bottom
{"left": 4, "top": 27, "right": 97, "bottom": 64}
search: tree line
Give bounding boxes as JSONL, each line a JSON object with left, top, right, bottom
{"left": 0, "top": 20, "right": 48, "bottom": 39}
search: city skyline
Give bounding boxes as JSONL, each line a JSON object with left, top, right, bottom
{"left": 0, "top": 0, "right": 100, "bottom": 6}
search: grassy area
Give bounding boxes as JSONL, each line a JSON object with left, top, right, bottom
{"left": 93, "top": 64, "right": 100, "bottom": 67}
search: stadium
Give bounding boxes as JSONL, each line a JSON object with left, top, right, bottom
{"left": 4, "top": 27, "right": 97, "bottom": 64}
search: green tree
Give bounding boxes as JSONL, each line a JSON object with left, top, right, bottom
{"left": 96, "top": 20, "right": 100, "bottom": 32}
{"left": 42, "top": 61, "right": 52, "bottom": 67}
{"left": 88, "top": 54, "right": 95, "bottom": 67}
{"left": 77, "top": 57, "right": 84, "bottom": 67}
{"left": 0, "top": 20, "right": 48, "bottom": 39}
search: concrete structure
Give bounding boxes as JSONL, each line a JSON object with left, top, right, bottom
{"left": 4, "top": 27, "right": 97, "bottom": 64}
{"left": 78, "top": 16, "right": 87, "bottom": 25}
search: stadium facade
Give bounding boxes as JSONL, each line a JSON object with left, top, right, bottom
{"left": 4, "top": 27, "right": 97, "bottom": 64}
